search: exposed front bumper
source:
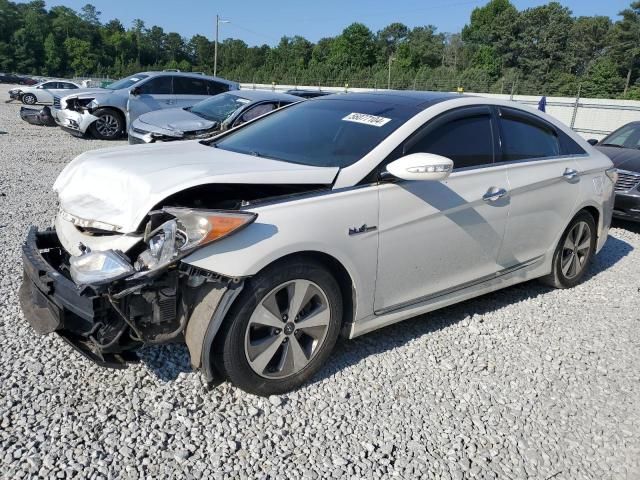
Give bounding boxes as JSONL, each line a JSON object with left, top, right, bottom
{"left": 128, "top": 119, "right": 184, "bottom": 145}
{"left": 9, "top": 91, "right": 21, "bottom": 100}
{"left": 52, "top": 107, "right": 97, "bottom": 135}
{"left": 20, "top": 226, "right": 237, "bottom": 373}
{"left": 613, "top": 191, "right": 640, "bottom": 221}
{"left": 19, "top": 227, "right": 134, "bottom": 367}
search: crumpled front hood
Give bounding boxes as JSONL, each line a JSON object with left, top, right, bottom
{"left": 596, "top": 146, "right": 640, "bottom": 172}
{"left": 53, "top": 141, "right": 339, "bottom": 233}
{"left": 138, "top": 108, "right": 217, "bottom": 135}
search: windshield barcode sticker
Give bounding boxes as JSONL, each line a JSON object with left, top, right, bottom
{"left": 342, "top": 113, "right": 391, "bottom": 127}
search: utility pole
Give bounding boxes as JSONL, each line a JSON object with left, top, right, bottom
{"left": 387, "top": 56, "right": 395, "bottom": 90}
{"left": 214, "top": 14, "right": 229, "bottom": 77}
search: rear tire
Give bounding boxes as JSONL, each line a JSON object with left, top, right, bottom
{"left": 89, "top": 108, "right": 124, "bottom": 140}
{"left": 540, "top": 211, "right": 596, "bottom": 289}
{"left": 213, "top": 259, "right": 342, "bottom": 396}
{"left": 21, "top": 93, "right": 36, "bottom": 105}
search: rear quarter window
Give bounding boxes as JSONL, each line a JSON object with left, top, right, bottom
{"left": 558, "top": 130, "right": 586, "bottom": 156}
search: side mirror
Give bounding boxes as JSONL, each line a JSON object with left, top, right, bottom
{"left": 130, "top": 87, "right": 141, "bottom": 96}
{"left": 587, "top": 139, "right": 599, "bottom": 146}
{"left": 386, "top": 153, "right": 454, "bottom": 181}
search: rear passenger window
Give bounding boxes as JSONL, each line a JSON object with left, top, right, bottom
{"left": 138, "top": 76, "right": 172, "bottom": 94}
{"left": 174, "top": 76, "right": 209, "bottom": 95}
{"left": 406, "top": 114, "right": 494, "bottom": 169}
{"left": 499, "top": 111, "right": 560, "bottom": 161}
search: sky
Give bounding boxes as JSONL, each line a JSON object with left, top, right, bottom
{"left": 15, "top": 0, "right": 634, "bottom": 46}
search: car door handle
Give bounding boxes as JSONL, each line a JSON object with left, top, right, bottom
{"left": 563, "top": 168, "right": 579, "bottom": 180}
{"left": 482, "top": 187, "right": 508, "bottom": 202}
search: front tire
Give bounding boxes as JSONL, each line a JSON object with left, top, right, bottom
{"left": 541, "top": 211, "right": 596, "bottom": 288}
{"left": 214, "top": 259, "right": 343, "bottom": 396}
{"left": 89, "top": 108, "right": 124, "bottom": 140}
{"left": 21, "top": 93, "right": 36, "bottom": 105}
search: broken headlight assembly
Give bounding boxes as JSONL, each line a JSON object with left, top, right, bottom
{"left": 133, "top": 208, "right": 257, "bottom": 278}
{"left": 70, "top": 250, "right": 134, "bottom": 285}
{"left": 67, "top": 97, "right": 95, "bottom": 111}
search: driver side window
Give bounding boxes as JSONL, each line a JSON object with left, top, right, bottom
{"left": 405, "top": 109, "right": 495, "bottom": 170}
{"left": 138, "top": 76, "right": 172, "bottom": 95}
{"left": 236, "top": 103, "right": 277, "bottom": 125}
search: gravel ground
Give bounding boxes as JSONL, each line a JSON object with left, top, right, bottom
{"left": 0, "top": 83, "right": 639, "bottom": 479}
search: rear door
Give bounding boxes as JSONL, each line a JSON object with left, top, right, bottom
{"left": 497, "top": 107, "right": 582, "bottom": 266}
{"left": 374, "top": 106, "right": 511, "bottom": 313}
{"left": 126, "top": 75, "right": 175, "bottom": 123}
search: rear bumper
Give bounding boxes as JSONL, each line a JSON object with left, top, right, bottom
{"left": 613, "top": 191, "right": 640, "bottom": 221}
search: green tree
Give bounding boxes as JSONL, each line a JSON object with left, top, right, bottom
{"left": 64, "top": 37, "right": 97, "bottom": 74}
{"left": 43, "top": 32, "right": 63, "bottom": 74}
{"left": 609, "top": 1, "right": 640, "bottom": 94}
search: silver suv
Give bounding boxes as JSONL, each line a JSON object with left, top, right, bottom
{"left": 51, "top": 71, "right": 239, "bottom": 140}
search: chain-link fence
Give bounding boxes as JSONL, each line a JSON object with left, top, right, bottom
{"left": 241, "top": 81, "right": 640, "bottom": 141}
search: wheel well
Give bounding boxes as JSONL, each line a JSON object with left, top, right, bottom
{"left": 580, "top": 206, "right": 600, "bottom": 233}
{"left": 93, "top": 107, "right": 126, "bottom": 125}
{"left": 264, "top": 251, "right": 355, "bottom": 329}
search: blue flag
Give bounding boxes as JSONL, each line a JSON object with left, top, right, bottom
{"left": 538, "top": 96, "right": 547, "bottom": 112}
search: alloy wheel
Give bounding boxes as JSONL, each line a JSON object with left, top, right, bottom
{"left": 244, "top": 279, "right": 331, "bottom": 379}
{"left": 95, "top": 114, "right": 120, "bottom": 138}
{"left": 560, "top": 220, "right": 592, "bottom": 279}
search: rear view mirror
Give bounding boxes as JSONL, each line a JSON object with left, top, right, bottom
{"left": 587, "top": 139, "right": 599, "bottom": 146}
{"left": 130, "top": 87, "right": 141, "bottom": 96}
{"left": 386, "top": 153, "right": 454, "bottom": 181}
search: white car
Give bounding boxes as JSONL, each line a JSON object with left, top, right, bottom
{"left": 20, "top": 92, "right": 615, "bottom": 395}
{"left": 9, "top": 80, "right": 80, "bottom": 105}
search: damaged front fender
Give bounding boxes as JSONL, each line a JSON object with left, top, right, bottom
{"left": 55, "top": 108, "right": 99, "bottom": 135}
{"left": 184, "top": 280, "right": 244, "bottom": 379}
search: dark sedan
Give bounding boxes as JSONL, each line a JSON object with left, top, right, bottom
{"left": 591, "top": 122, "right": 640, "bottom": 221}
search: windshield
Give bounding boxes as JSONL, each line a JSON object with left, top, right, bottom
{"left": 104, "top": 74, "right": 149, "bottom": 90}
{"left": 190, "top": 93, "right": 250, "bottom": 123}
{"left": 213, "top": 98, "right": 411, "bottom": 168}
{"left": 600, "top": 123, "right": 640, "bottom": 148}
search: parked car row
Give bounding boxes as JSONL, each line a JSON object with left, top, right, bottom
{"left": 12, "top": 70, "right": 329, "bottom": 143}
{"left": 19, "top": 89, "right": 617, "bottom": 395}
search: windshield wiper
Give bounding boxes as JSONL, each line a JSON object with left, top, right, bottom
{"left": 599, "top": 143, "right": 624, "bottom": 148}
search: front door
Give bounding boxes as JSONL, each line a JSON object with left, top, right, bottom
{"left": 374, "top": 106, "right": 511, "bottom": 313}
{"left": 127, "top": 75, "right": 175, "bottom": 125}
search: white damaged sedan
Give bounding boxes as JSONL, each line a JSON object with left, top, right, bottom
{"left": 20, "top": 91, "right": 615, "bottom": 395}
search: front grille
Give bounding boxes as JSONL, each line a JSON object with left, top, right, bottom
{"left": 53, "top": 95, "right": 61, "bottom": 108}
{"left": 615, "top": 171, "right": 640, "bottom": 192}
